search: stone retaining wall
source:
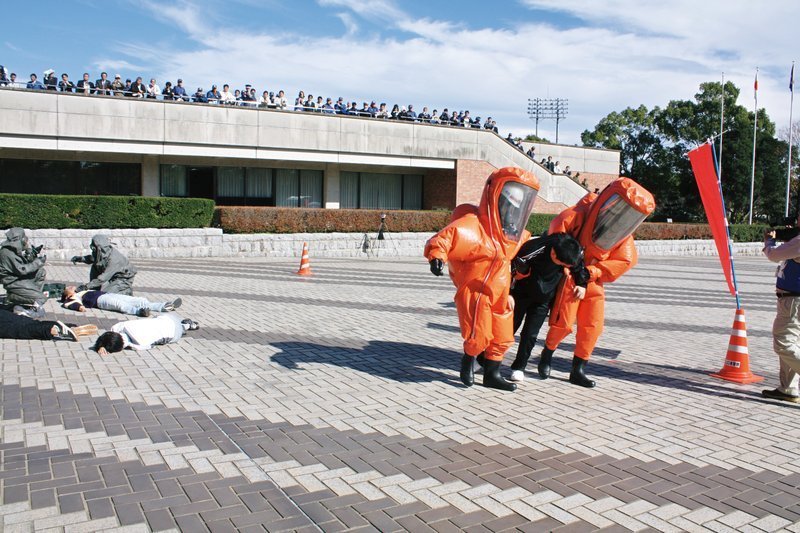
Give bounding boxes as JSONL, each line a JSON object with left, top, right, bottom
{"left": 23, "top": 229, "right": 765, "bottom": 259}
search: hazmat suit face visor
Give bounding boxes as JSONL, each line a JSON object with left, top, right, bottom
{"left": 592, "top": 194, "right": 648, "bottom": 250}
{"left": 497, "top": 182, "right": 538, "bottom": 241}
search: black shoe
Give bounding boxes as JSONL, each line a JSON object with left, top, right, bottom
{"left": 569, "top": 356, "right": 596, "bottom": 388}
{"left": 538, "top": 348, "right": 554, "bottom": 379}
{"left": 137, "top": 308, "right": 151, "bottom": 317}
{"left": 460, "top": 354, "right": 475, "bottom": 387}
{"left": 53, "top": 321, "right": 78, "bottom": 341}
{"left": 181, "top": 318, "right": 200, "bottom": 331}
{"left": 163, "top": 297, "right": 182, "bottom": 312}
{"left": 483, "top": 359, "right": 517, "bottom": 392}
{"left": 762, "top": 388, "right": 800, "bottom": 403}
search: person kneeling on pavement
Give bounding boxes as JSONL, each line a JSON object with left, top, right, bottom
{"left": 71, "top": 235, "right": 137, "bottom": 295}
{"left": 61, "top": 286, "right": 181, "bottom": 317}
{"left": 508, "top": 233, "right": 586, "bottom": 383}
{"left": 0, "top": 308, "right": 97, "bottom": 341}
{"left": 0, "top": 228, "right": 48, "bottom": 317}
{"left": 93, "top": 313, "right": 199, "bottom": 354}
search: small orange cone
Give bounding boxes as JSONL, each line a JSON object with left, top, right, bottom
{"left": 710, "top": 308, "right": 763, "bottom": 384}
{"left": 296, "top": 242, "right": 312, "bottom": 276}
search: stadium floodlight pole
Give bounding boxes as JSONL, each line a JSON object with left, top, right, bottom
{"left": 554, "top": 99, "right": 568, "bottom": 144}
{"left": 527, "top": 98, "right": 568, "bottom": 142}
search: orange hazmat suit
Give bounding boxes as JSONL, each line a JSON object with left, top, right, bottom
{"left": 425, "top": 167, "right": 540, "bottom": 363}
{"left": 544, "top": 178, "right": 655, "bottom": 361}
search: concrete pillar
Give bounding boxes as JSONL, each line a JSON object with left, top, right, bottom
{"left": 324, "top": 164, "right": 340, "bottom": 209}
{"left": 141, "top": 156, "right": 160, "bottom": 197}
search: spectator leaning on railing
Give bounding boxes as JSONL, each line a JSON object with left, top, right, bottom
{"left": 147, "top": 78, "right": 161, "bottom": 99}
{"left": 96, "top": 72, "right": 112, "bottom": 95}
{"left": 27, "top": 73, "right": 45, "bottom": 90}
{"left": 3, "top": 63, "right": 508, "bottom": 133}
{"left": 43, "top": 69, "right": 57, "bottom": 91}
{"left": 162, "top": 81, "right": 174, "bottom": 100}
{"left": 110, "top": 75, "right": 125, "bottom": 96}
{"left": 76, "top": 72, "right": 93, "bottom": 94}
{"left": 59, "top": 73, "right": 74, "bottom": 93}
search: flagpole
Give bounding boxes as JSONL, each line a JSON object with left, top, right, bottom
{"left": 787, "top": 61, "right": 795, "bottom": 218}
{"left": 719, "top": 73, "right": 725, "bottom": 184}
{"left": 710, "top": 142, "right": 741, "bottom": 310}
{"left": 749, "top": 68, "right": 758, "bottom": 224}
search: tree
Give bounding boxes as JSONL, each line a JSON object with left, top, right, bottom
{"left": 523, "top": 134, "right": 551, "bottom": 143}
{"left": 583, "top": 81, "right": 789, "bottom": 222}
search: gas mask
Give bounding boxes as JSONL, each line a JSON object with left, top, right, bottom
{"left": 497, "top": 181, "right": 538, "bottom": 241}
{"left": 592, "top": 194, "right": 648, "bottom": 250}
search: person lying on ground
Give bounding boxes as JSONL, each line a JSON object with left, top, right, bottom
{"left": 61, "top": 286, "right": 181, "bottom": 317}
{"left": 92, "top": 313, "right": 199, "bottom": 354}
{"left": 0, "top": 309, "right": 97, "bottom": 341}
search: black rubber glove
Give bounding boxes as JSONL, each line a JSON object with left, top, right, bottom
{"left": 512, "top": 257, "right": 530, "bottom": 275}
{"left": 77, "top": 284, "right": 88, "bottom": 292}
{"left": 71, "top": 255, "right": 82, "bottom": 264}
{"left": 429, "top": 258, "right": 444, "bottom": 276}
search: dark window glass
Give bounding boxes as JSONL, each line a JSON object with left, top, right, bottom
{"left": 0, "top": 159, "right": 140, "bottom": 195}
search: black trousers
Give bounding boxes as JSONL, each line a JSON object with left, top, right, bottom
{"left": 510, "top": 298, "right": 550, "bottom": 371}
{"left": 0, "top": 311, "right": 56, "bottom": 340}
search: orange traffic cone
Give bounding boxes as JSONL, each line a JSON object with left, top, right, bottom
{"left": 710, "top": 308, "right": 763, "bottom": 384}
{"left": 296, "top": 242, "right": 312, "bottom": 276}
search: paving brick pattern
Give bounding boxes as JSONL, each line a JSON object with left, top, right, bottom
{"left": 2, "top": 255, "right": 800, "bottom": 531}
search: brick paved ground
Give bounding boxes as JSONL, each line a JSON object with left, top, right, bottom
{"left": 2, "top": 254, "right": 799, "bottom": 532}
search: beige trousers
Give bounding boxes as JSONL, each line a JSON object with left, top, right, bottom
{"left": 772, "top": 295, "right": 800, "bottom": 395}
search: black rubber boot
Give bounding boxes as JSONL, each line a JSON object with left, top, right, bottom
{"left": 483, "top": 360, "right": 517, "bottom": 392}
{"left": 538, "top": 347, "right": 554, "bottom": 379}
{"left": 476, "top": 352, "right": 485, "bottom": 368}
{"left": 569, "top": 356, "right": 596, "bottom": 388}
{"left": 460, "top": 354, "right": 475, "bottom": 387}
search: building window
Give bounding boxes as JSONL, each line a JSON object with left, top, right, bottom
{"left": 216, "top": 167, "right": 245, "bottom": 198}
{"left": 0, "top": 158, "right": 140, "bottom": 196}
{"left": 160, "top": 164, "right": 188, "bottom": 197}
{"left": 246, "top": 168, "right": 272, "bottom": 198}
{"left": 275, "top": 169, "right": 323, "bottom": 208}
{"left": 339, "top": 171, "right": 422, "bottom": 210}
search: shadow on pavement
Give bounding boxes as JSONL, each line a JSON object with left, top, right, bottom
{"left": 269, "top": 340, "right": 463, "bottom": 387}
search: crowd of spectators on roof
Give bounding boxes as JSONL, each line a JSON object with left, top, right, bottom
{"left": 0, "top": 64, "right": 501, "bottom": 131}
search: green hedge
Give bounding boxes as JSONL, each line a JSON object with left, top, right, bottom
{"left": 0, "top": 194, "right": 215, "bottom": 229}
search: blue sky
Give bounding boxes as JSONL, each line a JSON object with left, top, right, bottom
{"left": 4, "top": 0, "right": 798, "bottom": 144}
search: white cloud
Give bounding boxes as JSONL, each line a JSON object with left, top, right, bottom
{"left": 109, "top": 0, "right": 799, "bottom": 144}
{"left": 336, "top": 12, "right": 359, "bottom": 37}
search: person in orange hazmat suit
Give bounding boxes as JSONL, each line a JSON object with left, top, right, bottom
{"left": 424, "top": 167, "right": 540, "bottom": 391}
{"left": 539, "top": 177, "right": 655, "bottom": 388}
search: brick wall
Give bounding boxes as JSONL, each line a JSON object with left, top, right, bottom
{"left": 455, "top": 160, "right": 496, "bottom": 205}
{"left": 534, "top": 196, "right": 569, "bottom": 215}
{"left": 422, "top": 168, "right": 457, "bottom": 210}
{"left": 571, "top": 172, "right": 618, "bottom": 194}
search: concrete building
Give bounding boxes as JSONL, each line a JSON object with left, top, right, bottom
{"left": 0, "top": 89, "right": 620, "bottom": 212}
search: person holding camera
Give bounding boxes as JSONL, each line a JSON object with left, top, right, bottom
{"left": 71, "top": 234, "right": 137, "bottom": 295}
{"left": 762, "top": 217, "right": 800, "bottom": 403}
{"left": 0, "top": 228, "right": 48, "bottom": 317}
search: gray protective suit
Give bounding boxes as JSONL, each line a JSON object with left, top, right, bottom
{"left": 0, "top": 228, "right": 47, "bottom": 305}
{"left": 75, "top": 235, "right": 137, "bottom": 295}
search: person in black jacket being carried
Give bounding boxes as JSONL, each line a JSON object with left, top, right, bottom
{"left": 508, "top": 233, "right": 586, "bottom": 382}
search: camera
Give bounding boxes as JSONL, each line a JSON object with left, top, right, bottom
{"left": 772, "top": 226, "right": 800, "bottom": 242}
